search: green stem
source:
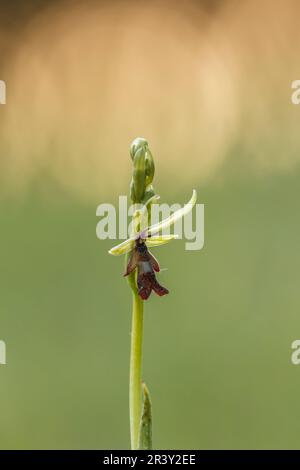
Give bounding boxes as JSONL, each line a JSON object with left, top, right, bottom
{"left": 129, "top": 290, "right": 144, "bottom": 450}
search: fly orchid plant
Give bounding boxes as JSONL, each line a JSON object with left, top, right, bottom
{"left": 109, "top": 138, "right": 196, "bottom": 449}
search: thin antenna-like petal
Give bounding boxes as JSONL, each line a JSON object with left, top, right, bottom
{"left": 147, "top": 190, "right": 197, "bottom": 236}
{"left": 124, "top": 249, "right": 139, "bottom": 276}
{"left": 147, "top": 251, "right": 160, "bottom": 272}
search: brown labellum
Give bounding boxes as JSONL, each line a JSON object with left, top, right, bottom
{"left": 124, "top": 238, "right": 169, "bottom": 300}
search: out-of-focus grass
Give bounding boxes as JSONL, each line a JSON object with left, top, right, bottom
{"left": 2, "top": 0, "right": 300, "bottom": 201}
{"left": 0, "top": 158, "right": 300, "bottom": 449}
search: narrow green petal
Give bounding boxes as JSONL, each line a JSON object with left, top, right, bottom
{"left": 146, "top": 234, "right": 179, "bottom": 247}
{"left": 108, "top": 238, "right": 135, "bottom": 256}
{"left": 148, "top": 189, "right": 197, "bottom": 236}
{"left": 145, "top": 194, "right": 160, "bottom": 207}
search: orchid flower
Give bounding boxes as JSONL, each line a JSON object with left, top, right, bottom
{"left": 109, "top": 190, "right": 197, "bottom": 300}
{"left": 109, "top": 189, "right": 197, "bottom": 256}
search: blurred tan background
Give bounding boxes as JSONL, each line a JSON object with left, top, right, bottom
{"left": 0, "top": 0, "right": 300, "bottom": 449}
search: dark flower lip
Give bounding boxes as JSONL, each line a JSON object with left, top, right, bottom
{"left": 123, "top": 237, "right": 169, "bottom": 300}
{"left": 137, "top": 272, "right": 169, "bottom": 300}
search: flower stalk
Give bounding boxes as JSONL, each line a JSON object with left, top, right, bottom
{"left": 108, "top": 137, "right": 196, "bottom": 449}
{"left": 129, "top": 290, "right": 144, "bottom": 450}
{"left": 128, "top": 138, "right": 154, "bottom": 449}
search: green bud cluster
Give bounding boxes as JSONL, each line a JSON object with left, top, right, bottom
{"left": 129, "top": 138, "right": 155, "bottom": 204}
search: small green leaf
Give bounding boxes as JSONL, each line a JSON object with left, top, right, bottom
{"left": 139, "top": 383, "right": 152, "bottom": 450}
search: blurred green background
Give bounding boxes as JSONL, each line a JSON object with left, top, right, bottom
{"left": 0, "top": 0, "right": 300, "bottom": 449}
